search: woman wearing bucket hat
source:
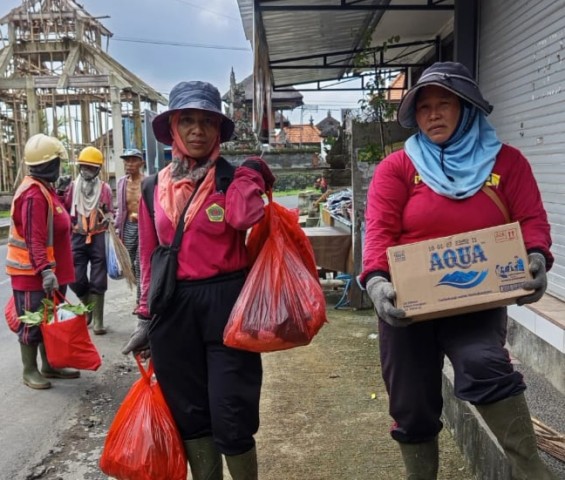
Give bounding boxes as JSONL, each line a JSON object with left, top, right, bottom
{"left": 122, "top": 80, "right": 274, "bottom": 480}
{"left": 360, "top": 62, "right": 555, "bottom": 480}
{"left": 6, "top": 134, "right": 80, "bottom": 389}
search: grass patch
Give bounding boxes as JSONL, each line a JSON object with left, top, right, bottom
{"left": 273, "top": 189, "right": 315, "bottom": 197}
{"left": 0, "top": 210, "right": 10, "bottom": 218}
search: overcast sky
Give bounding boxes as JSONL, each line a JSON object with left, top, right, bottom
{"left": 2, "top": 0, "right": 364, "bottom": 125}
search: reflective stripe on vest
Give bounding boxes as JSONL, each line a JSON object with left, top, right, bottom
{"left": 6, "top": 177, "right": 56, "bottom": 276}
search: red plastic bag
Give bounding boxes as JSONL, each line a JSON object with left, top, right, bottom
{"left": 224, "top": 200, "right": 327, "bottom": 352}
{"left": 4, "top": 296, "right": 20, "bottom": 333}
{"left": 99, "top": 356, "right": 187, "bottom": 480}
{"left": 40, "top": 293, "right": 102, "bottom": 371}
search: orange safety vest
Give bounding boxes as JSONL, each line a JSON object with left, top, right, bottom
{"left": 72, "top": 208, "right": 107, "bottom": 244}
{"left": 5, "top": 177, "right": 56, "bottom": 276}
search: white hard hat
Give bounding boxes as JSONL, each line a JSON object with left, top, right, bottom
{"left": 24, "top": 134, "right": 68, "bottom": 166}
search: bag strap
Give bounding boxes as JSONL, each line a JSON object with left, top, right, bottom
{"left": 172, "top": 179, "right": 203, "bottom": 248}
{"left": 481, "top": 185, "right": 510, "bottom": 223}
{"left": 215, "top": 157, "right": 235, "bottom": 193}
{"left": 141, "top": 173, "right": 158, "bottom": 222}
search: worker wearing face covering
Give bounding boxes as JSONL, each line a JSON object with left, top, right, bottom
{"left": 59, "top": 146, "right": 114, "bottom": 335}
{"left": 6, "top": 133, "right": 79, "bottom": 389}
{"left": 360, "top": 62, "right": 555, "bottom": 480}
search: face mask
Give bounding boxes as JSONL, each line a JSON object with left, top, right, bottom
{"left": 28, "top": 158, "right": 61, "bottom": 183}
{"left": 80, "top": 165, "right": 100, "bottom": 181}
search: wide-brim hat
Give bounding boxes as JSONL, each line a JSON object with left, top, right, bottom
{"left": 152, "top": 81, "right": 235, "bottom": 145}
{"left": 397, "top": 61, "right": 493, "bottom": 128}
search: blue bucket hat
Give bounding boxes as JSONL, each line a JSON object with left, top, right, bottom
{"left": 120, "top": 148, "right": 144, "bottom": 160}
{"left": 152, "top": 81, "right": 235, "bottom": 145}
{"left": 397, "top": 61, "right": 493, "bottom": 128}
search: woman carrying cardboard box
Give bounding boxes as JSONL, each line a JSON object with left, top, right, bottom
{"left": 360, "top": 61, "right": 555, "bottom": 480}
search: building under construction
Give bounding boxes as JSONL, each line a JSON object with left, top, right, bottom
{"left": 0, "top": 0, "right": 167, "bottom": 193}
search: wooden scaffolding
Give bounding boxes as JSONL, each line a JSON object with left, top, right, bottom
{"left": 0, "top": 0, "right": 167, "bottom": 192}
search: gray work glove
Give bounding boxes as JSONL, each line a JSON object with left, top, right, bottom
{"left": 55, "top": 175, "right": 72, "bottom": 193}
{"left": 516, "top": 253, "right": 547, "bottom": 306}
{"left": 121, "top": 317, "right": 151, "bottom": 358}
{"left": 366, "top": 276, "right": 411, "bottom": 327}
{"left": 41, "top": 268, "right": 59, "bottom": 296}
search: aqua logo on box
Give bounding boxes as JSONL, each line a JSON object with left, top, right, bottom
{"left": 430, "top": 244, "right": 489, "bottom": 289}
{"left": 495, "top": 256, "right": 526, "bottom": 279}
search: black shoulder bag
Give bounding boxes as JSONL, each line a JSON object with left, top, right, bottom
{"left": 147, "top": 182, "right": 201, "bottom": 316}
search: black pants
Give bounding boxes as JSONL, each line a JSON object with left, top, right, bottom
{"left": 149, "top": 271, "right": 262, "bottom": 456}
{"left": 379, "top": 307, "right": 526, "bottom": 443}
{"left": 69, "top": 232, "right": 107, "bottom": 297}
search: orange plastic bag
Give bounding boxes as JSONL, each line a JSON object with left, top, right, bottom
{"left": 224, "top": 200, "right": 327, "bottom": 352}
{"left": 99, "top": 356, "right": 187, "bottom": 480}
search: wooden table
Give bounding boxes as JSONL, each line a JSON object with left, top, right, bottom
{"left": 303, "top": 226, "right": 353, "bottom": 273}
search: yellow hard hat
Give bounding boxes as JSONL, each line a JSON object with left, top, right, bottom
{"left": 78, "top": 146, "right": 104, "bottom": 166}
{"left": 24, "top": 133, "right": 68, "bottom": 166}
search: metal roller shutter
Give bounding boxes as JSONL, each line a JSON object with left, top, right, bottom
{"left": 479, "top": 0, "right": 565, "bottom": 299}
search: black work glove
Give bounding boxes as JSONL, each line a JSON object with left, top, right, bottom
{"left": 121, "top": 315, "right": 151, "bottom": 359}
{"left": 516, "top": 253, "right": 547, "bottom": 306}
{"left": 366, "top": 276, "right": 412, "bottom": 327}
{"left": 241, "top": 157, "right": 275, "bottom": 191}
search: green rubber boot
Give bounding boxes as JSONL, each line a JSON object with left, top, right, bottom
{"left": 225, "top": 446, "right": 258, "bottom": 480}
{"left": 90, "top": 293, "right": 106, "bottom": 335}
{"left": 78, "top": 294, "right": 92, "bottom": 325}
{"left": 20, "top": 343, "right": 51, "bottom": 390}
{"left": 476, "top": 394, "right": 556, "bottom": 480}
{"left": 184, "top": 436, "right": 223, "bottom": 480}
{"left": 39, "top": 343, "right": 80, "bottom": 379}
{"left": 398, "top": 438, "right": 439, "bottom": 480}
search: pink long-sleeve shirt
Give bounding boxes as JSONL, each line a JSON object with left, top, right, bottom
{"left": 361, "top": 144, "right": 553, "bottom": 284}
{"left": 137, "top": 165, "right": 267, "bottom": 317}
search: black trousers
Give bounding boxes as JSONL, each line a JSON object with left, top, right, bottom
{"left": 379, "top": 307, "right": 526, "bottom": 443}
{"left": 69, "top": 232, "right": 107, "bottom": 297}
{"left": 149, "top": 270, "right": 262, "bottom": 456}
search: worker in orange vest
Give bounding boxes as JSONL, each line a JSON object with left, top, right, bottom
{"left": 6, "top": 133, "right": 79, "bottom": 389}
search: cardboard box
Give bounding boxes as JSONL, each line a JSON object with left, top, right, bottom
{"left": 386, "top": 222, "right": 532, "bottom": 322}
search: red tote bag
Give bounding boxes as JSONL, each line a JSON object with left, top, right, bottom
{"left": 4, "top": 296, "right": 20, "bottom": 333}
{"left": 40, "top": 293, "right": 102, "bottom": 371}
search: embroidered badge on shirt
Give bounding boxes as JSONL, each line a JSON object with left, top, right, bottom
{"left": 206, "top": 203, "right": 225, "bottom": 222}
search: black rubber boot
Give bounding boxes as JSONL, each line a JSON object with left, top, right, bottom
{"left": 398, "top": 438, "right": 439, "bottom": 480}
{"left": 20, "top": 343, "right": 51, "bottom": 390}
{"left": 39, "top": 343, "right": 80, "bottom": 379}
{"left": 184, "top": 436, "right": 223, "bottom": 480}
{"left": 225, "top": 446, "right": 258, "bottom": 480}
{"left": 476, "top": 394, "right": 556, "bottom": 480}
{"left": 90, "top": 293, "right": 106, "bottom": 335}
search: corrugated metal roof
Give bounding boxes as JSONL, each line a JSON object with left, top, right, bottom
{"left": 237, "top": 0, "right": 454, "bottom": 91}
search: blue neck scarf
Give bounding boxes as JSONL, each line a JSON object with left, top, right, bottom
{"left": 405, "top": 105, "right": 502, "bottom": 199}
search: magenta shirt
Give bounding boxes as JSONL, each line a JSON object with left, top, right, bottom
{"left": 137, "top": 166, "right": 267, "bottom": 317}
{"left": 361, "top": 144, "right": 553, "bottom": 283}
